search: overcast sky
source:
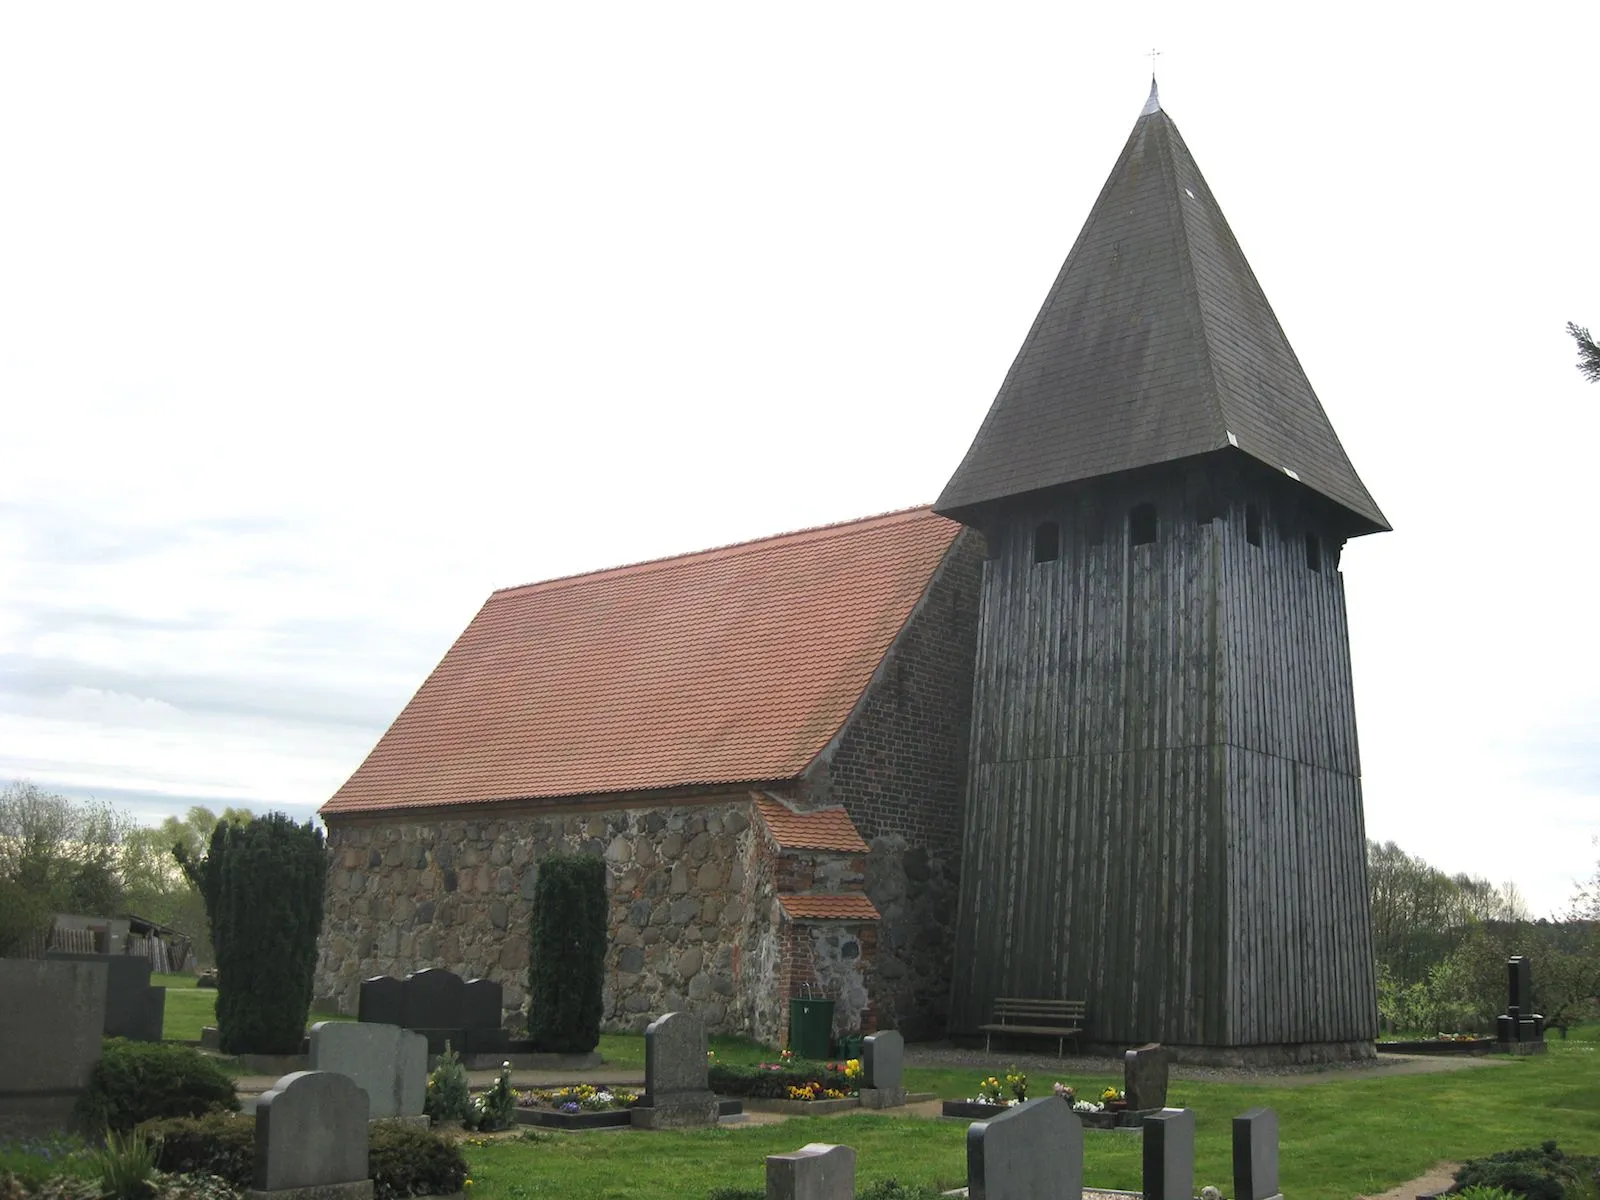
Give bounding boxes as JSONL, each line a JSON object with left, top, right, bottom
{"left": 3, "top": 3, "right": 1596, "bottom": 918}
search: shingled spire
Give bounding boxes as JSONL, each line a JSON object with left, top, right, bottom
{"left": 936, "top": 87, "right": 1387, "bottom": 535}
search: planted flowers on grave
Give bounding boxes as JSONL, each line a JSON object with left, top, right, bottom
{"left": 518, "top": 1083, "right": 641, "bottom": 1115}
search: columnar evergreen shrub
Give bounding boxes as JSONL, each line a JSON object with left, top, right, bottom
{"left": 526, "top": 852, "right": 606, "bottom": 1053}
{"left": 177, "top": 812, "right": 327, "bottom": 1055}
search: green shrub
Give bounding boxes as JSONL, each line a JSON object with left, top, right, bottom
{"left": 424, "top": 1043, "right": 471, "bottom": 1126}
{"left": 140, "top": 1112, "right": 255, "bottom": 1186}
{"left": 1458, "top": 1189, "right": 1525, "bottom": 1200}
{"left": 178, "top": 812, "right": 327, "bottom": 1055}
{"left": 708, "top": 1061, "right": 856, "bottom": 1099}
{"left": 370, "top": 1120, "right": 469, "bottom": 1200}
{"left": 1454, "top": 1143, "right": 1600, "bottom": 1200}
{"left": 136, "top": 1114, "right": 467, "bottom": 1200}
{"left": 78, "top": 1040, "right": 238, "bottom": 1134}
{"left": 527, "top": 852, "right": 607, "bottom": 1053}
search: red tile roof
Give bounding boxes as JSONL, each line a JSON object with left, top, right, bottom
{"left": 322, "top": 507, "right": 962, "bottom": 817}
{"left": 754, "top": 795, "right": 870, "bottom": 854}
{"left": 777, "top": 894, "right": 881, "bottom": 921}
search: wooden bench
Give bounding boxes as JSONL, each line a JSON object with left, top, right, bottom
{"left": 978, "top": 998, "right": 1087, "bottom": 1056}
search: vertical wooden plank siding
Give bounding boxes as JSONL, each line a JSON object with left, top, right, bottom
{"left": 949, "top": 470, "right": 1378, "bottom": 1048}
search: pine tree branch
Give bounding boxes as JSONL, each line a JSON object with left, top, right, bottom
{"left": 1568, "top": 322, "right": 1600, "bottom": 383}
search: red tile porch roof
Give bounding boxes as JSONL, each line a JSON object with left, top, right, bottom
{"left": 753, "top": 794, "right": 870, "bottom": 854}
{"left": 322, "top": 506, "right": 961, "bottom": 817}
{"left": 777, "top": 894, "right": 882, "bottom": 921}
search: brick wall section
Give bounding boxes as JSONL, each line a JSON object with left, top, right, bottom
{"left": 798, "top": 529, "right": 984, "bottom": 1038}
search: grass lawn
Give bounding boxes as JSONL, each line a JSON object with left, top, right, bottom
{"left": 463, "top": 1027, "right": 1600, "bottom": 1200}
{"left": 153, "top": 972, "right": 351, "bottom": 1042}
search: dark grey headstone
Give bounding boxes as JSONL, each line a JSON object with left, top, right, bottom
{"left": 1143, "top": 1108, "right": 1196, "bottom": 1200}
{"left": 966, "top": 1097, "right": 1083, "bottom": 1200}
{"left": 0, "top": 959, "right": 108, "bottom": 1137}
{"left": 863, "top": 1030, "right": 904, "bottom": 1091}
{"left": 310, "top": 1022, "right": 428, "bottom": 1119}
{"left": 462, "top": 978, "right": 503, "bottom": 1032}
{"left": 358, "top": 976, "right": 403, "bottom": 1026}
{"left": 1232, "top": 1107, "right": 1280, "bottom": 1200}
{"left": 402, "top": 968, "right": 465, "bottom": 1030}
{"left": 633, "top": 1011, "right": 718, "bottom": 1129}
{"left": 1508, "top": 956, "right": 1532, "bottom": 1013}
{"left": 45, "top": 953, "right": 163, "bottom": 1041}
{"left": 254, "top": 1071, "right": 369, "bottom": 1190}
{"left": 766, "top": 1142, "right": 856, "bottom": 1200}
{"left": 1124, "top": 1043, "right": 1170, "bottom": 1111}
{"left": 412, "top": 1028, "right": 468, "bottom": 1057}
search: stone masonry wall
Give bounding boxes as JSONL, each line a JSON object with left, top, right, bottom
{"left": 317, "top": 799, "right": 760, "bottom": 1036}
{"left": 797, "top": 529, "right": 983, "bottom": 1038}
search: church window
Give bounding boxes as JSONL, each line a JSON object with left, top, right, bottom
{"left": 1129, "top": 503, "right": 1157, "bottom": 546}
{"left": 1305, "top": 532, "right": 1322, "bottom": 573}
{"left": 1245, "top": 503, "right": 1262, "bottom": 547}
{"left": 1033, "top": 521, "right": 1060, "bottom": 564}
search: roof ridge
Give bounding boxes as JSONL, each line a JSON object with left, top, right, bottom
{"left": 492, "top": 504, "right": 939, "bottom": 599}
{"left": 1156, "top": 110, "right": 1231, "bottom": 453}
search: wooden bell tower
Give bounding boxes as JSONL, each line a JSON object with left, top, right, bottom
{"left": 937, "top": 83, "right": 1389, "bottom": 1059}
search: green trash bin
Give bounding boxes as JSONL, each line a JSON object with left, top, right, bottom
{"left": 837, "top": 1034, "right": 863, "bottom": 1060}
{"left": 788, "top": 996, "right": 835, "bottom": 1060}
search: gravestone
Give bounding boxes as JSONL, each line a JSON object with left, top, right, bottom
{"left": 400, "top": 969, "right": 466, "bottom": 1055}
{"left": 1123, "top": 1043, "right": 1170, "bottom": 1111}
{"left": 45, "top": 952, "right": 165, "bottom": 1042}
{"left": 631, "top": 1011, "right": 719, "bottom": 1129}
{"left": 766, "top": 1142, "right": 855, "bottom": 1200}
{"left": 462, "top": 977, "right": 509, "bottom": 1052}
{"left": 0, "top": 959, "right": 108, "bottom": 1136}
{"left": 1143, "top": 1108, "right": 1196, "bottom": 1200}
{"left": 1495, "top": 955, "right": 1545, "bottom": 1050}
{"left": 309, "top": 1021, "right": 427, "bottom": 1120}
{"left": 859, "top": 1030, "right": 907, "bottom": 1109}
{"left": 249, "top": 1071, "right": 371, "bottom": 1199}
{"left": 357, "top": 976, "right": 404, "bottom": 1027}
{"left": 1233, "top": 1107, "right": 1282, "bottom": 1200}
{"left": 966, "top": 1096, "right": 1083, "bottom": 1200}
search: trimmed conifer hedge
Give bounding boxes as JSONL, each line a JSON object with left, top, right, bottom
{"left": 526, "top": 852, "right": 606, "bottom": 1052}
{"left": 178, "top": 812, "right": 327, "bottom": 1055}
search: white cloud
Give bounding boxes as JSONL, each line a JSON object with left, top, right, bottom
{"left": 2, "top": 0, "right": 1597, "bottom": 919}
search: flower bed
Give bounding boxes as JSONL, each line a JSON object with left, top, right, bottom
{"left": 515, "top": 1083, "right": 640, "bottom": 1129}
{"left": 941, "top": 1072, "right": 1147, "bottom": 1128}
{"left": 708, "top": 1056, "right": 860, "bottom": 1101}
{"left": 1377, "top": 1036, "right": 1495, "bottom": 1056}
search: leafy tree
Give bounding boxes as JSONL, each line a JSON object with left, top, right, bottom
{"left": 0, "top": 781, "right": 137, "bottom": 950}
{"left": 177, "top": 813, "right": 327, "bottom": 1054}
{"left": 526, "top": 853, "right": 607, "bottom": 1053}
{"left": 1569, "top": 322, "right": 1600, "bottom": 383}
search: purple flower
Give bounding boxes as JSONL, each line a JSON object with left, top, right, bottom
{"left": 560, "top": 1101, "right": 581, "bottom": 1114}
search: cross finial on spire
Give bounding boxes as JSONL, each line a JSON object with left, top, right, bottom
{"left": 1141, "top": 49, "right": 1163, "bottom": 115}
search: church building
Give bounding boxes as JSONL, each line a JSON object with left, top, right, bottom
{"left": 316, "top": 82, "right": 1387, "bottom": 1062}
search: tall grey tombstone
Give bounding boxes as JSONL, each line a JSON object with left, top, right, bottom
{"left": 1143, "top": 1108, "right": 1197, "bottom": 1200}
{"left": 1123, "top": 1043, "right": 1171, "bottom": 1110}
{"left": 251, "top": 1071, "right": 371, "bottom": 1199}
{"left": 0, "top": 959, "right": 108, "bottom": 1137}
{"left": 966, "top": 1097, "right": 1083, "bottom": 1200}
{"left": 1508, "top": 956, "right": 1532, "bottom": 1013}
{"left": 1233, "top": 1108, "right": 1282, "bottom": 1200}
{"left": 631, "top": 1011, "right": 719, "bottom": 1129}
{"left": 766, "top": 1143, "right": 856, "bottom": 1200}
{"left": 309, "top": 1021, "right": 428, "bottom": 1120}
{"left": 45, "top": 952, "right": 165, "bottom": 1042}
{"left": 358, "top": 976, "right": 403, "bottom": 1026}
{"left": 859, "top": 1030, "right": 906, "bottom": 1109}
